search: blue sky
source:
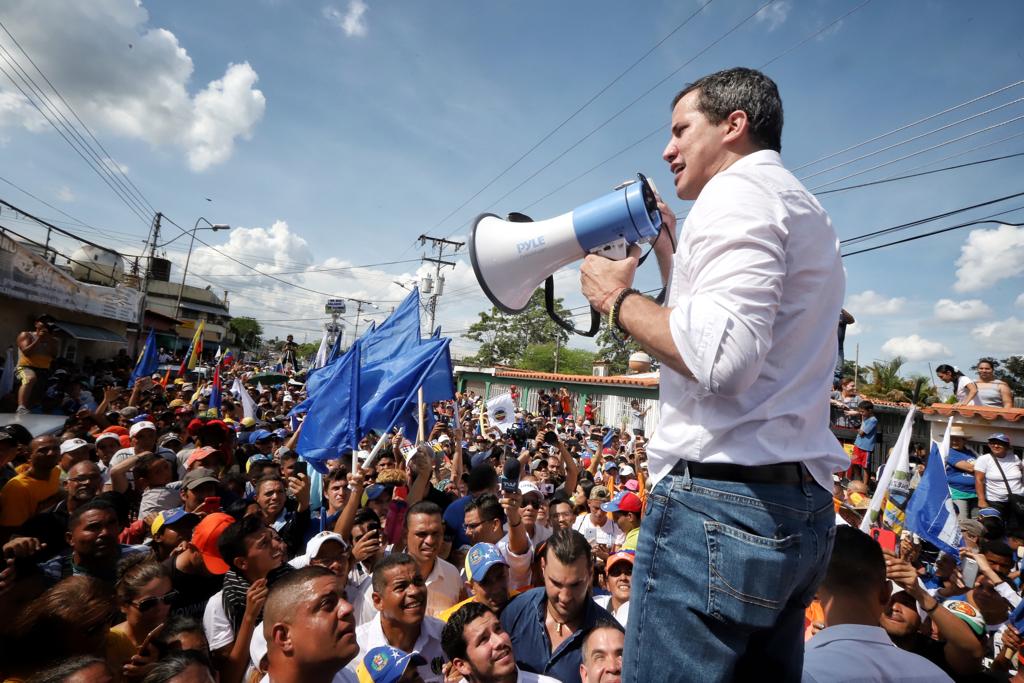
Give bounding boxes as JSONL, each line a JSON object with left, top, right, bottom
{"left": 1, "top": 0, "right": 1022, "bottom": 382}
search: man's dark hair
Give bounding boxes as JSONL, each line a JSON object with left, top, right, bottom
{"left": 467, "top": 463, "right": 498, "bottom": 494}
{"left": 217, "top": 514, "right": 267, "bottom": 572}
{"left": 441, "top": 601, "right": 495, "bottom": 661}
{"left": 353, "top": 507, "right": 381, "bottom": 528}
{"left": 406, "top": 500, "right": 442, "bottom": 521}
{"left": 133, "top": 452, "right": 166, "bottom": 479}
{"left": 858, "top": 400, "right": 874, "bottom": 411}
{"left": 140, "top": 650, "right": 213, "bottom": 683}
{"left": 371, "top": 552, "right": 418, "bottom": 594}
{"left": 326, "top": 466, "right": 350, "bottom": 484}
{"left": 544, "top": 528, "right": 592, "bottom": 566}
{"left": 154, "top": 614, "right": 205, "bottom": 652}
{"left": 672, "top": 67, "right": 783, "bottom": 152}
{"left": 465, "top": 493, "right": 503, "bottom": 523}
{"left": 821, "top": 526, "right": 884, "bottom": 595}
{"left": 982, "top": 539, "right": 1014, "bottom": 560}
{"left": 68, "top": 498, "right": 116, "bottom": 531}
{"left": 255, "top": 474, "right": 285, "bottom": 492}
{"left": 26, "top": 656, "right": 108, "bottom": 683}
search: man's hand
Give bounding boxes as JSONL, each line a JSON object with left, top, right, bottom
{"left": 244, "top": 578, "right": 269, "bottom": 617}
{"left": 3, "top": 537, "right": 45, "bottom": 560}
{"left": 500, "top": 491, "right": 522, "bottom": 527}
{"left": 652, "top": 194, "right": 678, "bottom": 257}
{"left": 885, "top": 555, "right": 923, "bottom": 596}
{"left": 352, "top": 529, "right": 382, "bottom": 563}
{"left": 288, "top": 474, "right": 311, "bottom": 510}
{"left": 580, "top": 245, "right": 642, "bottom": 316}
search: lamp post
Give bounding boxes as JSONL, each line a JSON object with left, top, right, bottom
{"left": 173, "top": 217, "right": 229, "bottom": 352}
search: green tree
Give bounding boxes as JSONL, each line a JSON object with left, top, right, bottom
{"left": 840, "top": 360, "right": 869, "bottom": 386}
{"left": 860, "top": 357, "right": 939, "bottom": 405}
{"left": 519, "top": 342, "right": 595, "bottom": 375}
{"left": 229, "top": 317, "right": 263, "bottom": 350}
{"left": 594, "top": 324, "right": 648, "bottom": 375}
{"left": 463, "top": 290, "right": 571, "bottom": 366}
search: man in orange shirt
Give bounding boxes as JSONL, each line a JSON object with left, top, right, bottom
{"left": 0, "top": 435, "right": 62, "bottom": 538}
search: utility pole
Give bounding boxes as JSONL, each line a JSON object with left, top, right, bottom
{"left": 134, "top": 212, "right": 161, "bottom": 356}
{"left": 418, "top": 234, "right": 463, "bottom": 335}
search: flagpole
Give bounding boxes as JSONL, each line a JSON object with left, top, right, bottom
{"left": 362, "top": 431, "right": 389, "bottom": 471}
{"left": 417, "top": 387, "right": 426, "bottom": 443}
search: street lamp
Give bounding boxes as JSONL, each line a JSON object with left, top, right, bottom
{"left": 174, "top": 216, "right": 230, "bottom": 320}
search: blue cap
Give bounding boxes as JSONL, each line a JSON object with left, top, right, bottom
{"left": 464, "top": 542, "right": 507, "bottom": 582}
{"left": 471, "top": 450, "right": 492, "bottom": 469}
{"left": 356, "top": 646, "right": 426, "bottom": 683}
{"left": 989, "top": 433, "right": 1011, "bottom": 445}
{"left": 151, "top": 507, "right": 198, "bottom": 536}
{"left": 365, "top": 484, "right": 389, "bottom": 501}
{"left": 601, "top": 490, "right": 642, "bottom": 514}
{"left": 252, "top": 429, "right": 273, "bottom": 442}
{"left": 978, "top": 507, "right": 1002, "bottom": 519}
{"left": 603, "top": 461, "right": 619, "bottom": 472}
{"left": 273, "top": 428, "right": 289, "bottom": 439}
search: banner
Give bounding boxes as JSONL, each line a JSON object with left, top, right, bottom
{"left": 905, "top": 417, "right": 963, "bottom": 556}
{"left": 861, "top": 406, "right": 916, "bottom": 532}
{"left": 486, "top": 393, "right": 517, "bottom": 433}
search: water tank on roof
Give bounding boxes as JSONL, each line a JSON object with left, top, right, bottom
{"left": 70, "top": 245, "right": 124, "bottom": 286}
{"left": 628, "top": 351, "right": 653, "bottom": 374}
{"left": 150, "top": 257, "right": 171, "bottom": 282}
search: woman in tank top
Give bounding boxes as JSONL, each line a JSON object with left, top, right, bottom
{"left": 974, "top": 359, "right": 1013, "bottom": 408}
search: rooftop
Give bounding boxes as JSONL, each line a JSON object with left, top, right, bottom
{"left": 920, "top": 404, "right": 1024, "bottom": 423}
{"left": 491, "top": 366, "right": 659, "bottom": 388}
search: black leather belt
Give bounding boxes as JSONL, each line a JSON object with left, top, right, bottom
{"left": 671, "top": 459, "right": 813, "bottom": 484}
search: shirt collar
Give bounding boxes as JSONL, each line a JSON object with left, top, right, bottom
{"left": 807, "top": 623, "right": 898, "bottom": 650}
{"left": 723, "top": 148, "right": 782, "bottom": 174}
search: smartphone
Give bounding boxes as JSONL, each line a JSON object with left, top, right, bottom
{"left": 961, "top": 557, "right": 980, "bottom": 588}
{"left": 870, "top": 528, "right": 898, "bottom": 555}
{"left": 540, "top": 482, "right": 554, "bottom": 495}
{"left": 195, "top": 496, "right": 221, "bottom": 515}
{"left": 293, "top": 461, "right": 307, "bottom": 476}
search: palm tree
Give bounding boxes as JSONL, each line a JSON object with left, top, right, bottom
{"left": 860, "top": 357, "right": 939, "bottom": 405}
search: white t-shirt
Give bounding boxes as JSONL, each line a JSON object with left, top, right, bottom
{"left": 592, "top": 594, "right": 630, "bottom": 627}
{"left": 203, "top": 590, "right": 235, "bottom": 651}
{"left": 975, "top": 453, "right": 1024, "bottom": 502}
{"left": 516, "top": 669, "right": 561, "bottom": 683}
{"left": 498, "top": 531, "right": 535, "bottom": 592}
{"left": 573, "top": 514, "right": 624, "bottom": 547}
{"left": 424, "top": 557, "right": 463, "bottom": 618}
{"left": 348, "top": 614, "right": 447, "bottom": 683}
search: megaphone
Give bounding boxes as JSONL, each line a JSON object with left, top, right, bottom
{"left": 469, "top": 173, "right": 662, "bottom": 336}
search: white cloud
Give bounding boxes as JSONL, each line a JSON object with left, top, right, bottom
{"left": 933, "top": 298, "right": 994, "bottom": 322}
{"left": 880, "top": 334, "right": 951, "bottom": 362}
{"left": 755, "top": 1, "right": 790, "bottom": 31}
{"left": 1016, "top": 293, "right": 1024, "bottom": 307}
{"left": 101, "top": 157, "right": 129, "bottom": 175}
{"left": 845, "top": 320, "right": 866, "bottom": 337}
{"left": 55, "top": 185, "right": 75, "bottom": 202}
{"left": 323, "top": 0, "right": 368, "bottom": 38}
{"left": 847, "top": 290, "right": 905, "bottom": 315}
{"left": 954, "top": 224, "right": 1024, "bottom": 292}
{"left": 0, "top": 0, "right": 265, "bottom": 171}
{"left": 971, "top": 317, "right": 1024, "bottom": 354}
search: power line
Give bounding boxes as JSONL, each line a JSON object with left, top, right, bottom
{"left": 842, "top": 207, "right": 1024, "bottom": 257}
{"left": 816, "top": 150, "right": 1024, "bottom": 196}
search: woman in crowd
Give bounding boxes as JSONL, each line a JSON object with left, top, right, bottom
{"left": 974, "top": 434, "right": 1023, "bottom": 524}
{"left": 974, "top": 359, "right": 1014, "bottom": 408}
{"left": 936, "top": 364, "right": 979, "bottom": 405}
{"left": 107, "top": 559, "right": 175, "bottom": 682}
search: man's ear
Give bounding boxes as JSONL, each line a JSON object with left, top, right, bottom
{"left": 271, "top": 622, "right": 293, "bottom": 655}
{"left": 453, "top": 657, "right": 474, "bottom": 678}
{"left": 372, "top": 589, "right": 383, "bottom": 611}
{"left": 721, "top": 109, "right": 750, "bottom": 145}
{"left": 234, "top": 555, "right": 248, "bottom": 574}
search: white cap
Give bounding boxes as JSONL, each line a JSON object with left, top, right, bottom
{"left": 129, "top": 421, "right": 157, "bottom": 438}
{"left": 95, "top": 432, "right": 121, "bottom": 445}
{"left": 518, "top": 480, "right": 540, "bottom": 495}
{"left": 619, "top": 464, "right": 635, "bottom": 477}
{"left": 304, "top": 531, "right": 348, "bottom": 560}
{"left": 437, "top": 434, "right": 450, "bottom": 444}
{"left": 60, "top": 438, "right": 90, "bottom": 455}
{"left": 249, "top": 625, "right": 268, "bottom": 674}
{"left": 582, "top": 420, "right": 591, "bottom": 426}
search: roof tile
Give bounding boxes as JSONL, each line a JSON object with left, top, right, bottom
{"left": 920, "top": 404, "right": 1024, "bottom": 423}
{"left": 493, "top": 367, "right": 658, "bottom": 388}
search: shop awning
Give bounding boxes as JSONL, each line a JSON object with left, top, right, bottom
{"left": 54, "top": 321, "right": 127, "bottom": 343}
{"left": 180, "top": 301, "right": 229, "bottom": 316}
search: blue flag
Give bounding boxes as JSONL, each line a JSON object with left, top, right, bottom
{"left": 129, "top": 329, "right": 159, "bottom": 388}
{"left": 361, "top": 288, "right": 421, "bottom": 369}
{"left": 904, "top": 449, "right": 963, "bottom": 557}
{"left": 208, "top": 364, "right": 222, "bottom": 417}
{"left": 602, "top": 428, "right": 615, "bottom": 449}
{"left": 359, "top": 338, "right": 454, "bottom": 436}
{"left": 431, "top": 326, "right": 441, "bottom": 339}
{"left": 297, "top": 340, "right": 362, "bottom": 471}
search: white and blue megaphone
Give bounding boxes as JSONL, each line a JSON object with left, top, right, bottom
{"left": 469, "top": 173, "right": 662, "bottom": 336}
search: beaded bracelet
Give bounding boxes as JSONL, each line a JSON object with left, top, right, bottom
{"left": 608, "top": 287, "right": 640, "bottom": 342}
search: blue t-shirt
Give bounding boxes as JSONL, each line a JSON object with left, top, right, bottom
{"left": 942, "top": 444, "right": 977, "bottom": 494}
{"left": 854, "top": 416, "right": 878, "bottom": 452}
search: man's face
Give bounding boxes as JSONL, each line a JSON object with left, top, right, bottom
{"left": 580, "top": 627, "right": 624, "bottom": 683}
{"left": 65, "top": 462, "right": 102, "bottom": 504}
{"left": 327, "top": 479, "right": 348, "bottom": 510}
{"left": 454, "top": 611, "right": 516, "bottom": 682}
{"left": 879, "top": 593, "right": 920, "bottom": 638}
{"left": 351, "top": 521, "right": 384, "bottom": 562}
{"left": 367, "top": 491, "right": 392, "bottom": 521}
{"left": 471, "top": 563, "right": 511, "bottom": 612}
{"left": 311, "top": 540, "right": 351, "bottom": 578}
{"left": 984, "top": 551, "right": 1014, "bottom": 580}
{"left": 406, "top": 512, "right": 443, "bottom": 566}
{"left": 30, "top": 436, "right": 60, "bottom": 471}
{"left": 542, "top": 554, "right": 592, "bottom": 624}
{"left": 132, "top": 429, "right": 157, "bottom": 452}
{"left": 60, "top": 446, "right": 90, "bottom": 472}
{"left": 280, "top": 575, "right": 359, "bottom": 667}
{"left": 257, "top": 480, "right": 287, "bottom": 520}
{"left": 551, "top": 502, "right": 576, "bottom": 531}
{"left": 255, "top": 439, "right": 274, "bottom": 455}
{"left": 662, "top": 89, "right": 736, "bottom": 201}
{"left": 376, "top": 455, "right": 396, "bottom": 473}
{"left": 237, "top": 527, "right": 285, "bottom": 580}
{"left": 463, "top": 508, "right": 502, "bottom": 545}
{"left": 68, "top": 509, "right": 120, "bottom": 562}
{"left": 374, "top": 563, "right": 427, "bottom": 627}
{"left": 588, "top": 500, "right": 608, "bottom": 526}
{"left": 280, "top": 457, "right": 298, "bottom": 479}
{"left": 607, "top": 560, "right": 632, "bottom": 603}
{"left": 182, "top": 482, "right": 218, "bottom": 512}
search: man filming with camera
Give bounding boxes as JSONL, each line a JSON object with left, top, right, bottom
{"left": 16, "top": 314, "right": 60, "bottom": 414}
{"left": 580, "top": 67, "right": 848, "bottom": 681}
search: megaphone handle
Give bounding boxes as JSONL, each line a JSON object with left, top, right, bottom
{"left": 544, "top": 275, "right": 601, "bottom": 337}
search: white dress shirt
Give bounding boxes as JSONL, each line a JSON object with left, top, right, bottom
{"left": 647, "top": 149, "right": 849, "bottom": 492}
{"left": 348, "top": 613, "right": 447, "bottom": 683}
{"left": 803, "top": 624, "right": 953, "bottom": 682}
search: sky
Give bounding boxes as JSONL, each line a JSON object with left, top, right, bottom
{"left": 0, "top": 0, "right": 1022, "bottom": 381}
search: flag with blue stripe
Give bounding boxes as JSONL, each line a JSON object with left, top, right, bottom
{"left": 904, "top": 418, "right": 963, "bottom": 557}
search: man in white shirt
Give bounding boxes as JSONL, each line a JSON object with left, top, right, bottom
{"left": 405, "top": 501, "right": 464, "bottom": 618}
{"left": 349, "top": 553, "right": 448, "bottom": 682}
{"left": 572, "top": 486, "right": 624, "bottom": 552}
{"left": 441, "top": 602, "right": 560, "bottom": 683}
{"left": 580, "top": 67, "right": 847, "bottom": 681}
{"left": 803, "top": 526, "right": 952, "bottom": 682}
{"left": 463, "top": 494, "right": 533, "bottom": 592}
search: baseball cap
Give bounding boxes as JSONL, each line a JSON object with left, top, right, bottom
{"left": 240, "top": 417, "right": 256, "bottom": 428}
{"left": 192, "top": 512, "right": 234, "bottom": 575}
{"left": 464, "top": 542, "right": 508, "bottom": 582}
{"left": 120, "top": 406, "right": 140, "bottom": 419}
{"left": 59, "top": 438, "right": 90, "bottom": 455}
{"left": 186, "top": 446, "right": 219, "bottom": 469}
{"left": 619, "top": 464, "right": 635, "bottom": 477}
{"left": 942, "top": 600, "right": 986, "bottom": 635}
{"left": 159, "top": 433, "right": 183, "bottom": 448}
{"left": 304, "top": 531, "right": 349, "bottom": 562}
{"left": 252, "top": 429, "right": 273, "bottom": 442}
{"left": 470, "top": 450, "right": 492, "bottom": 469}
{"left": 989, "top": 433, "right": 1011, "bottom": 445}
{"left": 606, "top": 549, "right": 635, "bottom": 574}
{"left": 603, "top": 461, "right": 619, "bottom": 472}
{"left": 977, "top": 507, "right": 1002, "bottom": 519}
{"left": 589, "top": 485, "right": 611, "bottom": 502}
{"left": 151, "top": 508, "right": 199, "bottom": 537}
{"left": 959, "top": 519, "right": 985, "bottom": 537}
{"left": 847, "top": 492, "right": 871, "bottom": 510}
{"left": 181, "top": 467, "right": 219, "bottom": 490}
{"left": 364, "top": 484, "right": 389, "bottom": 501}
{"left": 624, "top": 479, "right": 640, "bottom": 492}
{"left": 518, "top": 480, "right": 540, "bottom": 495}
{"left": 129, "top": 421, "right": 157, "bottom": 438}
{"left": 357, "top": 646, "right": 426, "bottom": 683}
{"left": 246, "top": 453, "right": 274, "bottom": 473}
{"left": 602, "top": 490, "right": 642, "bottom": 513}
{"left": 582, "top": 419, "right": 591, "bottom": 426}
{"left": 168, "top": 399, "right": 185, "bottom": 408}
{"left": 437, "top": 434, "right": 450, "bottom": 444}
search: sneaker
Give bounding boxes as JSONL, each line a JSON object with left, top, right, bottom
{"left": 15, "top": 406, "right": 29, "bottom": 415}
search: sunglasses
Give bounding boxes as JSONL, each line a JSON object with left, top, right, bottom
{"left": 521, "top": 498, "right": 542, "bottom": 509}
{"left": 608, "top": 563, "right": 633, "bottom": 577}
{"left": 132, "top": 590, "right": 179, "bottom": 612}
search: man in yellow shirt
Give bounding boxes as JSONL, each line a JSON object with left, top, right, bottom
{"left": 16, "top": 314, "right": 59, "bottom": 414}
{"left": 438, "top": 542, "right": 517, "bottom": 622}
{"left": 0, "top": 435, "right": 61, "bottom": 536}
{"left": 602, "top": 491, "right": 643, "bottom": 553}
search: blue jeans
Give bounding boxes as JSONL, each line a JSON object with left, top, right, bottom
{"left": 622, "top": 462, "right": 835, "bottom": 683}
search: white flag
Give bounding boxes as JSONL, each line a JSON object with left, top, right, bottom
{"left": 231, "top": 378, "right": 259, "bottom": 421}
{"left": 311, "top": 332, "right": 330, "bottom": 370}
{"left": 861, "top": 406, "right": 915, "bottom": 532}
{"left": 486, "top": 393, "right": 517, "bottom": 433}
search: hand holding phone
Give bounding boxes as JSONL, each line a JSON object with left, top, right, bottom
{"left": 961, "top": 557, "right": 980, "bottom": 588}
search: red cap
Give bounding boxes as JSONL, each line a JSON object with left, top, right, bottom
{"left": 103, "top": 425, "right": 128, "bottom": 436}
{"left": 192, "top": 512, "right": 234, "bottom": 575}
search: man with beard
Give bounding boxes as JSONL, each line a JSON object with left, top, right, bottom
{"left": 263, "top": 565, "right": 360, "bottom": 683}
{"left": 579, "top": 623, "right": 624, "bottom": 683}
{"left": 500, "top": 529, "right": 613, "bottom": 683}
{"left": 349, "top": 553, "right": 446, "bottom": 682}
{"left": 803, "top": 526, "right": 953, "bottom": 682}
{"left": 442, "top": 602, "right": 559, "bottom": 683}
